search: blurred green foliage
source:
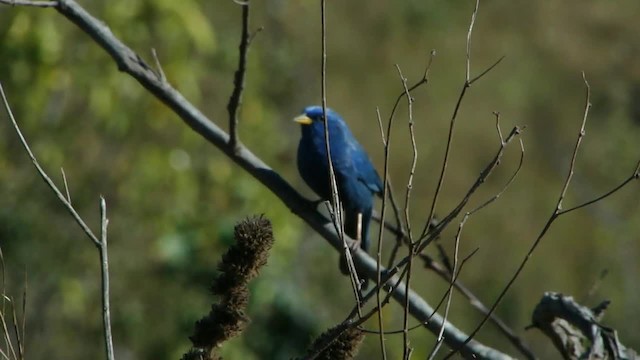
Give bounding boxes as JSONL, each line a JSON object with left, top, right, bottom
{"left": 1, "top": 1, "right": 639, "bottom": 359}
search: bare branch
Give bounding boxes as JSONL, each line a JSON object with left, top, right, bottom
{"left": 427, "top": 249, "right": 479, "bottom": 360}
{"left": 10, "top": 297, "right": 23, "bottom": 359}
{"left": 99, "top": 198, "right": 114, "bottom": 360}
{"left": 419, "top": 0, "right": 503, "bottom": 242}
{"left": 373, "top": 69, "right": 432, "bottom": 352}
{"left": 0, "top": 0, "right": 56, "bottom": 7}
{"left": 0, "top": 309, "right": 16, "bottom": 360}
{"left": 151, "top": 48, "right": 166, "bottom": 84}
{"left": 377, "top": 51, "right": 436, "bottom": 274}
{"left": 363, "top": 248, "right": 477, "bottom": 338}
{"left": 20, "top": 273, "right": 26, "bottom": 360}
{"left": 395, "top": 63, "right": 417, "bottom": 359}
{"left": 469, "top": 115, "right": 525, "bottom": 215}
{"left": 443, "top": 73, "right": 635, "bottom": 360}
{"left": 465, "top": 0, "right": 479, "bottom": 82}
{"left": 60, "top": 167, "right": 71, "bottom": 203}
{"left": 469, "top": 56, "right": 505, "bottom": 85}
{"left": 556, "top": 72, "right": 591, "bottom": 213}
{"left": 319, "top": 0, "right": 364, "bottom": 309}
{"left": 417, "top": 125, "right": 524, "bottom": 254}
{"left": 0, "top": 82, "right": 100, "bottom": 247}
{"left": 431, "top": 119, "right": 526, "bottom": 359}
{"left": 0, "top": 82, "right": 114, "bottom": 360}
{"left": 227, "top": 0, "right": 253, "bottom": 152}
{"left": 559, "top": 159, "right": 640, "bottom": 216}
{"left": 374, "top": 107, "right": 389, "bottom": 358}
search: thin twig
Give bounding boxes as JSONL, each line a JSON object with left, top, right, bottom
{"left": 371, "top": 116, "right": 524, "bottom": 353}
{"left": 372, "top": 114, "right": 527, "bottom": 354}
{"left": 303, "top": 265, "right": 411, "bottom": 360}
{"left": 0, "top": 294, "right": 18, "bottom": 359}
{"left": 556, "top": 72, "right": 592, "bottom": 212}
{"left": 421, "top": 0, "right": 473, "bottom": 240}
{"left": 417, "top": 125, "right": 524, "bottom": 255}
{"left": 363, "top": 248, "right": 479, "bottom": 336}
{"left": 0, "top": 0, "right": 57, "bottom": 7}
{"left": 469, "top": 56, "right": 505, "bottom": 86}
{"left": 436, "top": 119, "right": 528, "bottom": 359}
{"left": 429, "top": 130, "right": 524, "bottom": 359}
{"left": 374, "top": 107, "right": 389, "bottom": 359}
{"left": 0, "top": 82, "right": 115, "bottom": 360}
{"left": 304, "top": 266, "right": 412, "bottom": 360}
{"left": 444, "top": 72, "right": 594, "bottom": 359}
{"left": 319, "top": 0, "right": 363, "bottom": 308}
{"left": 99, "top": 198, "right": 114, "bottom": 360}
{"left": 0, "top": 83, "right": 100, "bottom": 247}
{"left": 10, "top": 298, "right": 23, "bottom": 359}
{"left": 0, "top": 248, "right": 8, "bottom": 360}
{"left": 469, "top": 113, "right": 526, "bottom": 215}
{"left": 20, "top": 272, "right": 26, "bottom": 360}
{"left": 385, "top": 179, "right": 407, "bottom": 263}
{"left": 0, "top": 310, "right": 15, "bottom": 360}
{"left": 60, "top": 167, "right": 71, "bottom": 203}
{"left": 558, "top": 159, "right": 640, "bottom": 215}
{"left": 428, "top": 216, "right": 464, "bottom": 359}
{"left": 150, "top": 48, "right": 166, "bottom": 83}
{"left": 227, "top": 0, "right": 252, "bottom": 152}
{"left": 421, "top": 252, "right": 536, "bottom": 359}
{"left": 395, "top": 64, "right": 417, "bottom": 359}
{"left": 395, "top": 65, "right": 418, "bottom": 244}
{"left": 381, "top": 51, "right": 436, "bottom": 272}
{"left": 419, "top": 0, "right": 505, "bottom": 242}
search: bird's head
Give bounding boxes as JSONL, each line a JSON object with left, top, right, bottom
{"left": 293, "top": 106, "right": 342, "bottom": 127}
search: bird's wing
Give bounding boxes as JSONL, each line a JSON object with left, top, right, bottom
{"left": 350, "top": 142, "right": 383, "bottom": 195}
{"left": 326, "top": 115, "right": 383, "bottom": 196}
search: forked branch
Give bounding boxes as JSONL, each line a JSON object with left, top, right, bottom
{"left": 0, "top": 83, "right": 115, "bottom": 360}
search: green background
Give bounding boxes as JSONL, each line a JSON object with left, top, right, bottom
{"left": 1, "top": 1, "right": 639, "bottom": 359}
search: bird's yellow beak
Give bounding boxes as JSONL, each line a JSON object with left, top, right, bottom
{"left": 294, "top": 115, "right": 313, "bottom": 125}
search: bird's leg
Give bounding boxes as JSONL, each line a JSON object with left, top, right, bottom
{"left": 349, "top": 212, "right": 363, "bottom": 251}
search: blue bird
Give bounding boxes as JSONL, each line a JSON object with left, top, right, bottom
{"left": 295, "top": 106, "right": 383, "bottom": 281}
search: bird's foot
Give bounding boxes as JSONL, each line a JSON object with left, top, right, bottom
{"left": 295, "top": 198, "right": 326, "bottom": 215}
{"left": 349, "top": 238, "right": 361, "bottom": 252}
{"left": 305, "top": 198, "right": 328, "bottom": 210}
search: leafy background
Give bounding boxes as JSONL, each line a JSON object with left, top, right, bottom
{"left": 1, "top": 1, "right": 639, "bottom": 359}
